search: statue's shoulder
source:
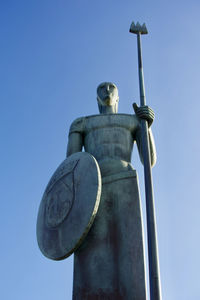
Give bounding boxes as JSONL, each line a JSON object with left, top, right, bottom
{"left": 69, "top": 116, "right": 86, "bottom": 134}
{"left": 117, "top": 113, "right": 137, "bottom": 119}
{"left": 69, "top": 115, "right": 100, "bottom": 135}
{"left": 117, "top": 114, "right": 140, "bottom": 129}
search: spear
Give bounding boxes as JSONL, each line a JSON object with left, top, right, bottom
{"left": 129, "top": 22, "right": 162, "bottom": 300}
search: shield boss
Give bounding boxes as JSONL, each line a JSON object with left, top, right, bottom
{"left": 37, "top": 152, "right": 102, "bottom": 260}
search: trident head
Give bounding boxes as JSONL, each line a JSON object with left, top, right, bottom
{"left": 129, "top": 22, "right": 148, "bottom": 35}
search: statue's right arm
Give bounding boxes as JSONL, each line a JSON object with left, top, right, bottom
{"left": 66, "top": 117, "right": 84, "bottom": 157}
{"left": 67, "top": 133, "right": 83, "bottom": 157}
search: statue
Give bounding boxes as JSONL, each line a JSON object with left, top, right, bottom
{"left": 66, "top": 82, "right": 156, "bottom": 300}
{"left": 37, "top": 20, "right": 162, "bottom": 300}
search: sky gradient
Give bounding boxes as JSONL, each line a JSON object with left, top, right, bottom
{"left": 1, "top": 1, "right": 200, "bottom": 299}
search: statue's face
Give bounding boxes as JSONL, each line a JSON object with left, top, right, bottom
{"left": 97, "top": 82, "right": 119, "bottom": 107}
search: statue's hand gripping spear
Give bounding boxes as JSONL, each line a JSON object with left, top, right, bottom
{"left": 129, "top": 22, "right": 162, "bottom": 300}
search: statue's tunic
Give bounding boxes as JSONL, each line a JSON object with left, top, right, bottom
{"left": 68, "top": 114, "right": 147, "bottom": 300}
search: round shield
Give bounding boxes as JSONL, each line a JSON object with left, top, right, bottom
{"left": 36, "top": 152, "right": 102, "bottom": 260}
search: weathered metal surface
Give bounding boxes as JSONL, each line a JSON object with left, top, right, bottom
{"left": 73, "top": 170, "right": 147, "bottom": 300}
{"left": 66, "top": 80, "right": 157, "bottom": 299}
{"left": 36, "top": 79, "right": 157, "bottom": 299}
{"left": 37, "top": 152, "right": 102, "bottom": 261}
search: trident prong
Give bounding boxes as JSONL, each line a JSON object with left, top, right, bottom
{"left": 129, "top": 21, "right": 148, "bottom": 35}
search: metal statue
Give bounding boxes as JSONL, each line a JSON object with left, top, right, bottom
{"left": 37, "top": 21, "right": 162, "bottom": 300}
{"left": 67, "top": 81, "right": 156, "bottom": 299}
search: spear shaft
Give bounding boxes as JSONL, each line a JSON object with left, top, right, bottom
{"left": 131, "top": 24, "right": 162, "bottom": 300}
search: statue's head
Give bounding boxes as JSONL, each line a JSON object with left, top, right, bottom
{"left": 97, "top": 82, "right": 119, "bottom": 114}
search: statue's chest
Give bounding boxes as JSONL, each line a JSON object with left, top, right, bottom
{"left": 83, "top": 114, "right": 138, "bottom": 145}
{"left": 85, "top": 114, "right": 137, "bottom": 133}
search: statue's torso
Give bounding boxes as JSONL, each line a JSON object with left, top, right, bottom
{"left": 69, "top": 114, "right": 140, "bottom": 177}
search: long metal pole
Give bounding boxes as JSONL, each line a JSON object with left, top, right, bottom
{"left": 136, "top": 33, "right": 162, "bottom": 300}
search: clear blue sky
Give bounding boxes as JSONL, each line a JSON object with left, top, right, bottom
{"left": 1, "top": 0, "right": 200, "bottom": 299}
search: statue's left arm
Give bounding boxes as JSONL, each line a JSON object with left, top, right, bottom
{"left": 66, "top": 117, "right": 84, "bottom": 157}
{"left": 134, "top": 104, "right": 157, "bottom": 167}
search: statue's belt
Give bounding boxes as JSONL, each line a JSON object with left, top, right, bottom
{"left": 102, "top": 169, "right": 137, "bottom": 184}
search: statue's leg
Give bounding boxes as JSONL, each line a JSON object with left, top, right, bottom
{"left": 73, "top": 180, "right": 121, "bottom": 300}
{"left": 115, "top": 175, "right": 147, "bottom": 300}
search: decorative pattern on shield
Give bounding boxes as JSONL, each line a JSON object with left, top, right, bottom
{"left": 45, "top": 161, "right": 79, "bottom": 228}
